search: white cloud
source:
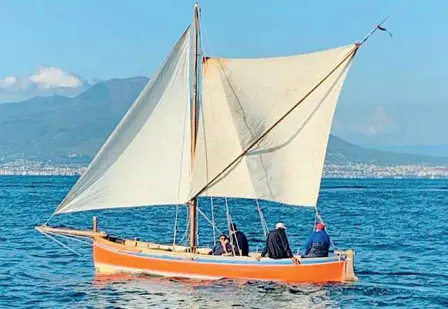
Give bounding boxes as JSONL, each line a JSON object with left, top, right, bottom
{"left": 363, "top": 106, "right": 395, "bottom": 135}
{"left": 0, "top": 76, "right": 19, "bottom": 88}
{"left": 29, "top": 66, "right": 83, "bottom": 89}
{"left": 332, "top": 104, "right": 397, "bottom": 139}
{"left": 0, "top": 66, "right": 89, "bottom": 102}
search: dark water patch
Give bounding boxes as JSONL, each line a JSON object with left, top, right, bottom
{"left": 324, "top": 185, "right": 369, "bottom": 189}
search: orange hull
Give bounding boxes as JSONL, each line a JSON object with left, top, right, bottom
{"left": 93, "top": 237, "right": 357, "bottom": 283}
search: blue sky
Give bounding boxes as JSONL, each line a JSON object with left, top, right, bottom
{"left": 0, "top": 0, "right": 446, "bottom": 147}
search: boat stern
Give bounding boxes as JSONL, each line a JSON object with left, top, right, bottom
{"left": 336, "top": 249, "right": 358, "bottom": 281}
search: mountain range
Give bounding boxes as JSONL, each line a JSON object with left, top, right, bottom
{"left": 0, "top": 77, "right": 447, "bottom": 166}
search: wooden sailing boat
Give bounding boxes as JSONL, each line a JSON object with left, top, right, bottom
{"left": 35, "top": 3, "right": 371, "bottom": 283}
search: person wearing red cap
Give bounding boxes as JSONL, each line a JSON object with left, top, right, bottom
{"left": 302, "top": 222, "right": 331, "bottom": 258}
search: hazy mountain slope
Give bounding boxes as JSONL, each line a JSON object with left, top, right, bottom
{"left": 1, "top": 76, "right": 447, "bottom": 166}
{"left": 0, "top": 77, "right": 148, "bottom": 160}
{"left": 326, "top": 136, "right": 448, "bottom": 165}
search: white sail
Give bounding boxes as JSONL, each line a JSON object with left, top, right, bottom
{"left": 190, "top": 44, "right": 356, "bottom": 207}
{"left": 56, "top": 27, "right": 192, "bottom": 214}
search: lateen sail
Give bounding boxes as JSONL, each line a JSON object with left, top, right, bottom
{"left": 56, "top": 27, "right": 192, "bottom": 214}
{"left": 190, "top": 44, "right": 356, "bottom": 207}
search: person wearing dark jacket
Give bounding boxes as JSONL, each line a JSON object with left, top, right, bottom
{"left": 210, "top": 234, "right": 237, "bottom": 256}
{"left": 256, "top": 222, "right": 298, "bottom": 263}
{"left": 302, "top": 222, "right": 331, "bottom": 258}
{"left": 229, "top": 223, "right": 249, "bottom": 256}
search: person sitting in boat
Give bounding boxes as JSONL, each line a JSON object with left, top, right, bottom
{"left": 302, "top": 222, "right": 331, "bottom": 258}
{"left": 229, "top": 223, "right": 249, "bottom": 256}
{"left": 210, "top": 234, "right": 238, "bottom": 256}
{"left": 256, "top": 222, "right": 298, "bottom": 263}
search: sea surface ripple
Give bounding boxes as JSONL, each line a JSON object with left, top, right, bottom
{"left": 0, "top": 177, "right": 447, "bottom": 308}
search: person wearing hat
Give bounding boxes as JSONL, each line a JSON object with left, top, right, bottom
{"left": 302, "top": 222, "right": 331, "bottom": 258}
{"left": 256, "top": 222, "right": 298, "bottom": 263}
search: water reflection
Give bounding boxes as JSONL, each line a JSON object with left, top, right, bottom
{"left": 86, "top": 274, "right": 338, "bottom": 308}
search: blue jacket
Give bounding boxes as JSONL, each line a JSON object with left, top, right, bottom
{"left": 303, "top": 230, "right": 330, "bottom": 257}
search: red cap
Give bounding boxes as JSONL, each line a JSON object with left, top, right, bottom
{"left": 316, "top": 222, "right": 325, "bottom": 231}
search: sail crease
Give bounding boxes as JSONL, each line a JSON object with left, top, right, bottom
{"left": 190, "top": 45, "right": 356, "bottom": 207}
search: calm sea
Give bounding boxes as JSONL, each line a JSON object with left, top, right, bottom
{"left": 1, "top": 176, "right": 447, "bottom": 308}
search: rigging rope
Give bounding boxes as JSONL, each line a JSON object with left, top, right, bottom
{"left": 173, "top": 204, "right": 180, "bottom": 246}
{"left": 44, "top": 212, "right": 56, "bottom": 225}
{"left": 196, "top": 199, "right": 200, "bottom": 247}
{"left": 224, "top": 198, "right": 242, "bottom": 256}
{"left": 179, "top": 207, "right": 190, "bottom": 245}
{"left": 199, "top": 13, "right": 214, "bottom": 57}
{"left": 210, "top": 197, "right": 216, "bottom": 246}
{"left": 173, "top": 64, "right": 189, "bottom": 246}
{"left": 314, "top": 207, "right": 337, "bottom": 249}
{"left": 255, "top": 199, "right": 268, "bottom": 238}
{"left": 197, "top": 206, "right": 223, "bottom": 236}
{"left": 46, "top": 231, "right": 92, "bottom": 246}
{"left": 224, "top": 198, "right": 235, "bottom": 255}
{"left": 39, "top": 231, "right": 83, "bottom": 257}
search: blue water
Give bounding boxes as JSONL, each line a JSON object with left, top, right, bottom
{"left": 1, "top": 177, "right": 447, "bottom": 308}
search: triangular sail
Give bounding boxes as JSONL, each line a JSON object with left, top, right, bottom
{"left": 55, "top": 27, "right": 192, "bottom": 214}
{"left": 190, "top": 44, "right": 356, "bottom": 207}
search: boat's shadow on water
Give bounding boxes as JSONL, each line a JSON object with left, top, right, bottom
{"left": 90, "top": 273, "right": 346, "bottom": 308}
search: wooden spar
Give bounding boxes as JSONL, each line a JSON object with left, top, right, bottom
{"left": 192, "top": 45, "right": 360, "bottom": 199}
{"left": 189, "top": 3, "right": 200, "bottom": 251}
{"left": 35, "top": 225, "right": 107, "bottom": 238}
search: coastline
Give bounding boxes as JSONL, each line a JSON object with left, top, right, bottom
{"left": 1, "top": 163, "right": 448, "bottom": 178}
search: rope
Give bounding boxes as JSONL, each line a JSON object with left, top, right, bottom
{"left": 255, "top": 199, "right": 268, "bottom": 238}
{"left": 224, "top": 198, "right": 234, "bottom": 255}
{"left": 39, "top": 231, "right": 83, "bottom": 257}
{"left": 44, "top": 213, "right": 56, "bottom": 225}
{"left": 196, "top": 199, "right": 200, "bottom": 247}
{"left": 173, "top": 204, "right": 180, "bottom": 246}
{"left": 199, "top": 12, "right": 214, "bottom": 57}
{"left": 210, "top": 197, "right": 216, "bottom": 246}
{"left": 360, "top": 16, "right": 389, "bottom": 45}
{"left": 173, "top": 50, "right": 189, "bottom": 244}
{"left": 46, "top": 231, "right": 92, "bottom": 246}
{"left": 225, "top": 198, "right": 242, "bottom": 256}
{"left": 314, "top": 207, "right": 337, "bottom": 249}
{"left": 197, "top": 206, "right": 223, "bottom": 236}
{"left": 179, "top": 207, "right": 190, "bottom": 245}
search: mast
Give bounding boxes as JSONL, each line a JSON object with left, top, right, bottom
{"left": 189, "top": 3, "right": 200, "bottom": 251}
